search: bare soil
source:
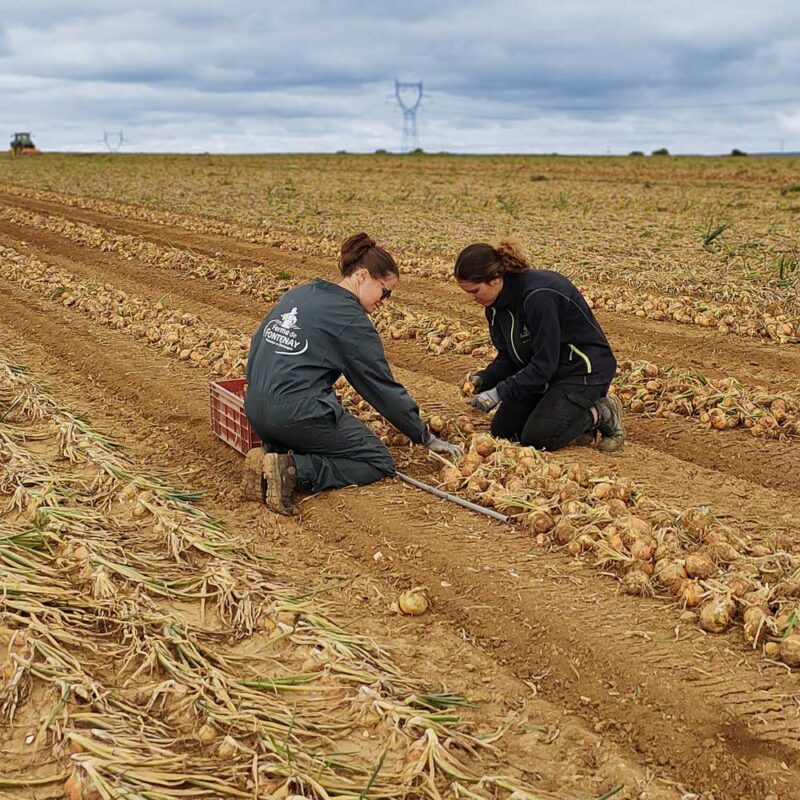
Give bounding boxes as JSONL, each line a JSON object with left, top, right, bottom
{"left": 3, "top": 191, "right": 800, "bottom": 799}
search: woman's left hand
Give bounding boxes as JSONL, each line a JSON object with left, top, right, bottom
{"left": 470, "top": 388, "right": 500, "bottom": 412}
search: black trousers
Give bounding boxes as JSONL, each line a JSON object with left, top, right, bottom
{"left": 491, "top": 382, "right": 609, "bottom": 451}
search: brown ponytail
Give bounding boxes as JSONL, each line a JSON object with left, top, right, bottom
{"left": 340, "top": 233, "right": 399, "bottom": 279}
{"left": 454, "top": 239, "right": 530, "bottom": 283}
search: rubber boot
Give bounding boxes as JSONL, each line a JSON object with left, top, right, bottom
{"left": 595, "top": 395, "right": 626, "bottom": 453}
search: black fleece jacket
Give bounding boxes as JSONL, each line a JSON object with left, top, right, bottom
{"left": 478, "top": 270, "right": 617, "bottom": 403}
{"left": 245, "top": 279, "right": 429, "bottom": 444}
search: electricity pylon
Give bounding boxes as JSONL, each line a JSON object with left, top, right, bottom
{"left": 394, "top": 80, "right": 423, "bottom": 153}
{"left": 103, "top": 131, "right": 124, "bottom": 152}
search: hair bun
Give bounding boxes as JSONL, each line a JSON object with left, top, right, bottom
{"left": 495, "top": 238, "right": 525, "bottom": 261}
{"left": 340, "top": 232, "right": 376, "bottom": 269}
{"left": 495, "top": 238, "right": 529, "bottom": 273}
{"left": 338, "top": 232, "right": 399, "bottom": 279}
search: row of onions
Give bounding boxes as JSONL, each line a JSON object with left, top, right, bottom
{"left": 2, "top": 192, "right": 798, "bottom": 345}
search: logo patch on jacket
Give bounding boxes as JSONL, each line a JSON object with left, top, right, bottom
{"left": 520, "top": 324, "right": 531, "bottom": 342}
{"left": 263, "top": 306, "right": 309, "bottom": 355}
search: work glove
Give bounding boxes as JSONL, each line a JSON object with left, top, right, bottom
{"left": 470, "top": 387, "right": 501, "bottom": 412}
{"left": 425, "top": 432, "right": 464, "bottom": 459}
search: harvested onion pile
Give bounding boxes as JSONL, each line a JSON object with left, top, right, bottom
{"left": 435, "top": 431, "right": 800, "bottom": 662}
{"left": 613, "top": 360, "right": 800, "bottom": 439}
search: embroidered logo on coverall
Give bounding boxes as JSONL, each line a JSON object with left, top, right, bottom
{"left": 263, "top": 307, "right": 309, "bottom": 355}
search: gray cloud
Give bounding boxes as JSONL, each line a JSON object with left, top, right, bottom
{"left": 1, "top": 1, "right": 800, "bottom": 153}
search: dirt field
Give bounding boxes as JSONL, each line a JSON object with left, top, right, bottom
{"left": 1, "top": 154, "right": 800, "bottom": 799}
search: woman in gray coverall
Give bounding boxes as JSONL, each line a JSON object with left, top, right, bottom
{"left": 243, "top": 233, "right": 462, "bottom": 515}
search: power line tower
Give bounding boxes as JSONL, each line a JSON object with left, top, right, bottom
{"left": 103, "top": 130, "right": 125, "bottom": 152}
{"left": 394, "top": 80, "right": 423, "bottom": 153}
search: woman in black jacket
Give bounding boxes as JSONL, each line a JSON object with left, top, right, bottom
{"left": 243, "top": 233, "right": 462, "bottom": 515}
{"left": 455, "top": 240, "right": 625, "bottom": 453}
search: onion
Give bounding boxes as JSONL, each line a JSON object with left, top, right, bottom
{"left": 699, "top": 596, "right": 737, "bottom": 633}
{"left": 679, "top": 580, "right": 705, "bottom": 608}
{"left": 473, "top": 436, "right": 495, "bottom": 458}
{"left": 428, "top": 415, "right": 445, "bottom": 434}
{"left": 196, "top": 722, "right": 219, "bottom": 744}
{"left": 622, "top": 569, "right": 653, "bottom": 596}
{"left": 681, "top": 508, "right": 712, "bottom": 539}
{"left": 591, "top": 482, "right": 613, "bottom": 501}
{"left": 561, "top": 499, "right": 583, "bottom": 516}
{"left": 643, "top": 362, "right": 659, "bottom": 378}
{"left": 566, "top": 463, "right": 591, "bottom": 487}
{"left": 684, "top": 554, "right": 716, "bottom": 579}
{"left": 399, "top": 587, "right": 429, "bottom": 616}
{"left": 544, "top": 463, "right": 563, "bottom": 479}
{"left": 724, "top": 575, "right": 756, "bottom": 598}
{"left": 466, "top": 476, "right": 489, "bottom": 494}
{"left": 439, "top": 466, "right": 461, "bottom": 491}
{"left": 559, "top": 480, "right": 581, "bottom": 501}
{"left": 653, "top": 559, "right": 686, "bottom": 590}
{"left": 741, "top": 590, "right": 770, "bottom": 612}
{"left": 606, "top": 499, "right": 629, "bottom": 517}
{"left": 524, "top": 511, "right": 555, "bottom": 535}
{"left": 764, "top": 642, "right": 779, "bottom": 658}
{"left": 64, "top": 772, "right": 82, "bottom": 800}
{"left": 774, "top": 608, "right": 799, "bottom": 636}
{"left": 553, "top": 520, "right": 576, "bottom": 545}
{"left": 708, "top": 541, "right": 740, "bottom": 563}
{"left": 218, "top": 735, "right": 238, "bottom": 758}
{"left": 772, "top": 580, "right": 800, "bottom": 599}
{"left": 622, "top": 515, "right": 652, "bottom": 538}
{"left": 610, "top": 478, "right": 634, "bottom": 501}
{"left": 630, "top": 536, "right": 657, "bottom": 562}
{"left": 459, "top": 453, "right": 482, "bottom": 477}
{"left": 64, "top": 770, "right": 100, "bottom": 800}
{"left": 607, "top": 532, "right": 625, "bottom": 552}
{"left": 743, "top": 607, "right": 769, "bottom": 645}
{"left": 779, "top": 634, "right": 800, "bottom": 667}
{"left": 566, "top": 534, "right": 593, "bottom": 556}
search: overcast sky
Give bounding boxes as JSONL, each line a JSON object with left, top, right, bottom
{"left": 2, "top": 1, "right": 800, "bottom": 154}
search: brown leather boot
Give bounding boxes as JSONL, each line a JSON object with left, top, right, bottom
{"left": 242, "top": 447, "right": 267, "bottom": 503}
{"left": 263, "top": 453, "right": 298, "bottom": 516}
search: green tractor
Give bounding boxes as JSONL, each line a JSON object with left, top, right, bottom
{"left": 10, "top": 132, "right": 42, "bottom": 156}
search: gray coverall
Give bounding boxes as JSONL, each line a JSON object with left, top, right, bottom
{"left": 244, "top": 279, "right": 429, "bottom": 492}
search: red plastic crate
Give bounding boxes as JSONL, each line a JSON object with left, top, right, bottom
{"left": 210, "top": 379, "right": 261, "bottom": 455}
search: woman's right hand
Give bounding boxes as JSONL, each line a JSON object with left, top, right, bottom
{"left": 425, "top": 433, "right": 464, "bottom": 459}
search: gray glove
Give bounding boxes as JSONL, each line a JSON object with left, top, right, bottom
{"left": 470, "top": 387, "right": 500, "bottom": 412}
{"left": 425, "top": 433, "right": 464, "bottom": 458}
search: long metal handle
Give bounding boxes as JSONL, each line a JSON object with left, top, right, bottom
{"left": 395, "top": 472, "right": 511, "bottom": 524}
